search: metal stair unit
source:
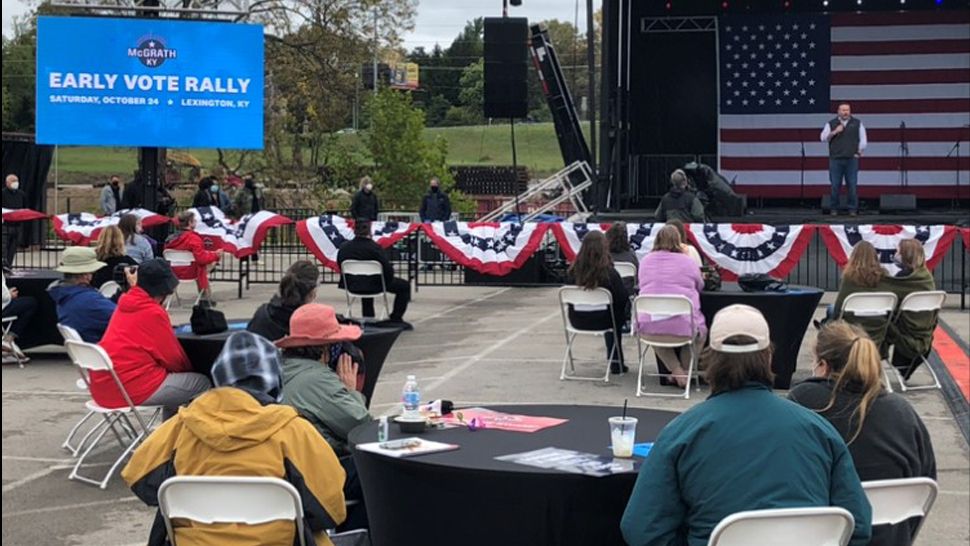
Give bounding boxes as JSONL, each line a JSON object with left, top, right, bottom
{"left": 479, "top": 161, "right": 594, "bottom": 222}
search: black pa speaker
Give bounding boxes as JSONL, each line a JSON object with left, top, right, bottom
{"left": 484, "top": 17, "right": 529, "bottom": 119}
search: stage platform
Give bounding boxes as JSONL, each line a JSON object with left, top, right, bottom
{"left": 591, "top": 207, "right": 970, "bottom": 226}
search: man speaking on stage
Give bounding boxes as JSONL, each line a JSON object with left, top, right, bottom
{"left": 820, "top": 102, "right": 867, "bottom": 217}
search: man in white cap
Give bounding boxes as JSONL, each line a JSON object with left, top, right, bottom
{"left": 621, "top": 304, "right": 872, "bottom": 546}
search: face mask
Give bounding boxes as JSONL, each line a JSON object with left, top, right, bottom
{"left": 210, "top": 185, "right": 219, "bottom": 193}
{"left": 365, "top": 184, "right": 373, "bottom": 192}
{"left": 431, "top": 186, "right": 439, "bottom": 193}
{"left": 9, "top": 182, "right": 19, "bottom": 190}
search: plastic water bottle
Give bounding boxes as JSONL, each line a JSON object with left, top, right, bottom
{"left": 402, "top": 375, "right": 420, "bottom": 418}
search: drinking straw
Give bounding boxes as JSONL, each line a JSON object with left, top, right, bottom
{"left": 622, "top": 399, "right": 628, "bottom": 420}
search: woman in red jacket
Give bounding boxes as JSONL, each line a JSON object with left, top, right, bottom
{"left": 95, "top": 259, "right": 211, "bottom": 419}
{"left": 165, "top": 211, "right": 223, "bottom": 300}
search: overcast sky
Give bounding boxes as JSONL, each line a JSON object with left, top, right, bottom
{"left": 2, "top": 0, "right": 590, "bottom": 45}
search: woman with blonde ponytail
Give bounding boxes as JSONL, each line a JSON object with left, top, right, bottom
{"left": 790, "top": 320, "right": 936, "bottom": 546}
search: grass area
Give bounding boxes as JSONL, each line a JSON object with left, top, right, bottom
{"left": 49, "top": 122, "right": 588, "bottom": 184}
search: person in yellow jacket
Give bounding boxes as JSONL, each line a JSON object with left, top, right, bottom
{"left": 122, "top": 331, "right": 347, "bottom": 546}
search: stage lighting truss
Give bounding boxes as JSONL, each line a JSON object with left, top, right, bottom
{"left": 641, "top": 16, "right": 717, "bottom": 34}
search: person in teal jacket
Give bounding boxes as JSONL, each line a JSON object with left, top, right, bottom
{"left": 621, "top": 304, "right": 872, "bottom": 546}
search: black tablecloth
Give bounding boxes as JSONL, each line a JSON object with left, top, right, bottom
{"left": 5, "top": 270, "right": 63, "bottom": 348}
{"left": 176, "top": 321, "right": 403, "bottom": 406}
{"left": 701, "top": 283, "right": 823, "bottom": 389}
{"left": 349, "top": 404, "right": 679, "bottom": 546}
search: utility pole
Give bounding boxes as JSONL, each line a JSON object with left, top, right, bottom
{"left": 372, "top": 9, "right": 378, "bottom": 95}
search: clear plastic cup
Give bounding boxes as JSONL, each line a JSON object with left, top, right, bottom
{"left": 609, "top": 416, "right": 638, "bottom": 458}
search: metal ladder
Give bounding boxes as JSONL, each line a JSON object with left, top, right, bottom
{"left": 479, "top": 161, "right": 594, "bottom": 222}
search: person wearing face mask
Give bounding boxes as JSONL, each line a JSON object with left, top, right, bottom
{"left": 100, "top": 175, "right": 122, "bottom": 215}
{"left": 2, "top": 174, "right": 26, "bottom": 267}
{"left": 821, "top": 102, "right": 868, "bottom": 216}
{"left": 192, "top": 176, "right": 221, "bottom": 209}
{"left": 349, "top": 176, "right": 379, "bottom": 221}
{"left": 419, "top": 177, "right": 452, "bottom": 222}
{"left": 232, "top": 174, "right": 265, "bottom": 219}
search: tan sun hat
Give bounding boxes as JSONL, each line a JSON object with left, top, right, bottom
{"left": 708, "top": 304, "right": 771, "bottom": 353}
{"left": 55, "top": 246, "right": 106, "bottom": 274}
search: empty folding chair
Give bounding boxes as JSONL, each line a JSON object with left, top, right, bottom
{"left": 708, "top": 507, "right": 855, "bottom": 546}
{"left": 162, "top": 249, "right": 203, "bottom": 310}
{"left": 158, "top": 476, "right": 308, "bottom": 546}
{"left": 839, "top": 292, "right": 898, "bottom": 392}
{"left": 632, "top": 294, "right": 699, "bottom": 399}
{"left": 1, "top": 315, "right": 27, "bottom": 367}
{"left": 63, "top": 340, "right": 161, "bottom": 488}
{"left": 886, "top": 291, "right": 946, "bottom": 392}
{"left": 341, "top": 259, "right": 391, "bottom": 321}
{"left": 57, "top": 324, "right": 98, "bottom": 457}
{"left": 558, "top": 286, "right": 619, "bottom": 382}
{"left": 863, "top": 477, "right": 938, "bottom": 544}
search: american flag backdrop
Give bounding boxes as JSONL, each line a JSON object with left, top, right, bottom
{"left": 718, "top": 11, "right": 970, "bottom": 199}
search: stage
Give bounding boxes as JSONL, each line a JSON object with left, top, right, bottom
{"left": 591, "top": 207, "right": 970, "bottom": 226}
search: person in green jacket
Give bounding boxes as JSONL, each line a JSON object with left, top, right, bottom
{"left": 883, "top": 239, "right": 938, "bottom": 379}
{"left": 621, "top": 304, "right": 872, "bottom": 546}
{"left": 830, "top": 240, "right": 891, "bottom": 346}
{"left": 276, "top": 303, "right": 370, "bottom": 456}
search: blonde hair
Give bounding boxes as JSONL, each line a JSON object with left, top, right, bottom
{"left": 95, "top": 225, "right": 126, "bottom": 261}
{"left": 897, "top": 239, "right": 925, "bottom": 271}
{"left": 815, "top": 321, "right": 884, "bottom": 444}
{"left": 652, "top": 225, "right": 683, "bottom": 253}
{"left": 843, "top": 241, "right": 884, "bottom": 288}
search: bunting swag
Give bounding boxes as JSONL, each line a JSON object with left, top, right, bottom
{"left": 188, "top": 207, "right": 293, "bottom": 259}
{"left": 1, "top": 208, "right": 47, "bottom": 223}
{"left": 687, "top": 224, "right": 815, "bottom": 281}
{"left": 421, "top": 221, "right": 549, "bottom": 276}
{"left": 819, "top": 225, "right": 957, "bottom": 276}
{"left": 296, "top": 214, "right": 418, "bottom": 271}
{"left": 962, "top": 228, "right": 970, "bottom": 251}
{"left": 551, "top": 222, "right": 663, "bottom": 263}
{"left": 53, "top": 208, "right": 168, "bottom": 245}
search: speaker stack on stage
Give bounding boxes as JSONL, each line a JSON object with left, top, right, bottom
{"left": 484, "top": 17, "right": 529, "bottom": 119}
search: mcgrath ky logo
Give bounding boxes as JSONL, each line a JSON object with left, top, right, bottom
{"left": 127, "top": 35, "right": 177, "bottom": 68}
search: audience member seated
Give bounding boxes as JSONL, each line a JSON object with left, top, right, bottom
{"left": 606, "top": 222, "right": 638, "bottom": 296}
{"left": 636, "top": 225, "right": 707, "bottom": 388}
{"left": 337, "top": 219, "right": 412, "bottom": 330}
{"left": 883, "top": 239, "right": 937, "bottom": 379}
{"left": 122, "top": 331, "right": 347, "bottom": 546}
{"left": 119, "top": 213, "right": 155, "bottom": 263}
{"left": 666, "top": 219, "right": 703, "bottom": 266}
{"left": 566, "top": 231, "right": 628, "bottom": 374}
{"left": 96, "top": 259, "right": 210, "bottom": 420}
{"left": 165, "top": 211, "right": 223, "bottom": 301}
{"left": 247, "top": 260, "right": 319, "bottom": 341}
{"left": 2, "top": 272, "right": 36, "bottom": 360}
{"left": 48, "top": 247, "right": 117, "bottom": 342}
{"left": 277, "top": 303, "right": 370, "bottom": 530}
{"left": 92, "top": 225, "right": 138, "bottom": 289}
{"left": 790, "top": 320, "right": 936, "bottom": 546}
{"left": 621, "top": 304, "right": 872, "bottom": 546}
{"left": 829, "top": 241, "right": 886, "bottom": 336}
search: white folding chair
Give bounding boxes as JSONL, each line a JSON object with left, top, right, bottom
{"left": 341, "top": 259, "right": 391, "bottom": 321}
{"left": 632, "top": 295, "right": 699, "bottom": 399}
{"left": 57, "top": 324, "right": 99, "bottom": 457}
{"left": 99, "top": 280, "right": 122, "bottom": 299}
{"left": 613, "top": 262, "right": 637, "bottom": 281}
{"left": 1, "top": 315, "right": 27, "bottom": 367}
{"left": 63, "top": 340, "right": 161, "bottom": 489}
{"left": 158, "top": 476, "right": 307, "bottom": 546}
{"left": 863, "top": 477, "right": 938, "bottom": 543}
{"left": 839, "top": 292, "right": 898, "bottom": 392}
{"left": 886, "top": 291, "right": 946, "bottom": 392}
{"left": 558, "top": 286, "right": 619, "bottom": 382}
{"left": 708, "top": 507, "right": 855, "bottom": 546}
{"left": 163, "top": 249, "right": 203, "bottom": 310}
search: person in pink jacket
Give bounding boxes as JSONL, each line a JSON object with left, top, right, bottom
{"left": 637, "top": 225, "right": 708, "bottom": 388}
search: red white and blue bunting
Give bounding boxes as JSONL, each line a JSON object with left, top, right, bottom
{"left": 961, "top": 228, "right": 970, "bottom": 251}
{"left": 687, "top": 224, "right": 815, "bottom": 281}
{"left": 188, "top": 207, "right": 293, "bottom": 259}
{"left": 1, "top": 208, "right": 47, "bottom": 223}
{"left": 52, "top": 208, "right": 169, "bottom": 245}
{"left": 421, "top": 221, "right": 549, "bottom": 276}
{"left": 550, "top": 222, "right": 663, "bottom": 263}
{"left": 819, "top": 224, "right": 957, "bottom": 276}
{"left": 296, "top": 214, "right": 418, "bottom": 271}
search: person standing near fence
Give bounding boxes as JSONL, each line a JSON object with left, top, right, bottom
{"left": 100, "top": 175, "right": 121, "bottom": 215}
{"left": 350, "top": 176, "right": 379, "bottom": 221}
{"left": 420, "top": 177, "right": 451, "bottom": 222}
{"left": 2, "top": 174, "right": 26, "bottom": 268}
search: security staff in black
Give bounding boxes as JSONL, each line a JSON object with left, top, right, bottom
{"left": 349, "top": 177, "right": 379, "bottom": 221}
{"left": 655, "top": 169, "right": 704, "bottom": 223}
{"left": 419, "top": 177, "right": 452, "bottom": 222}
{"left": 821, "top": 102, "right": 867, "bottom": 216}
{"left": 2, "top": 174, "right": 26, "bottom": 267}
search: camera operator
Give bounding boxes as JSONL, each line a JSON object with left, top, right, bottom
{"left": 655, "top": 169, "right": 704, "bottom": 223}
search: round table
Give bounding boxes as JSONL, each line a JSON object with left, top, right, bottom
{"left": 175, "top": 321, "right": 403, "bottom": 407}
{"left": 700, "top": 283, "right": 823, "bottom": 389}
{"left": 5, "top": 269, "right": 63, "bottom": 348}
{"left": 349, "top": 404, "right": 679, "bottom": 546}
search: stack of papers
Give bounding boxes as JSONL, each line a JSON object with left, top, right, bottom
{"left": 356, "top": 438, "right": 459, "bottom": 459}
